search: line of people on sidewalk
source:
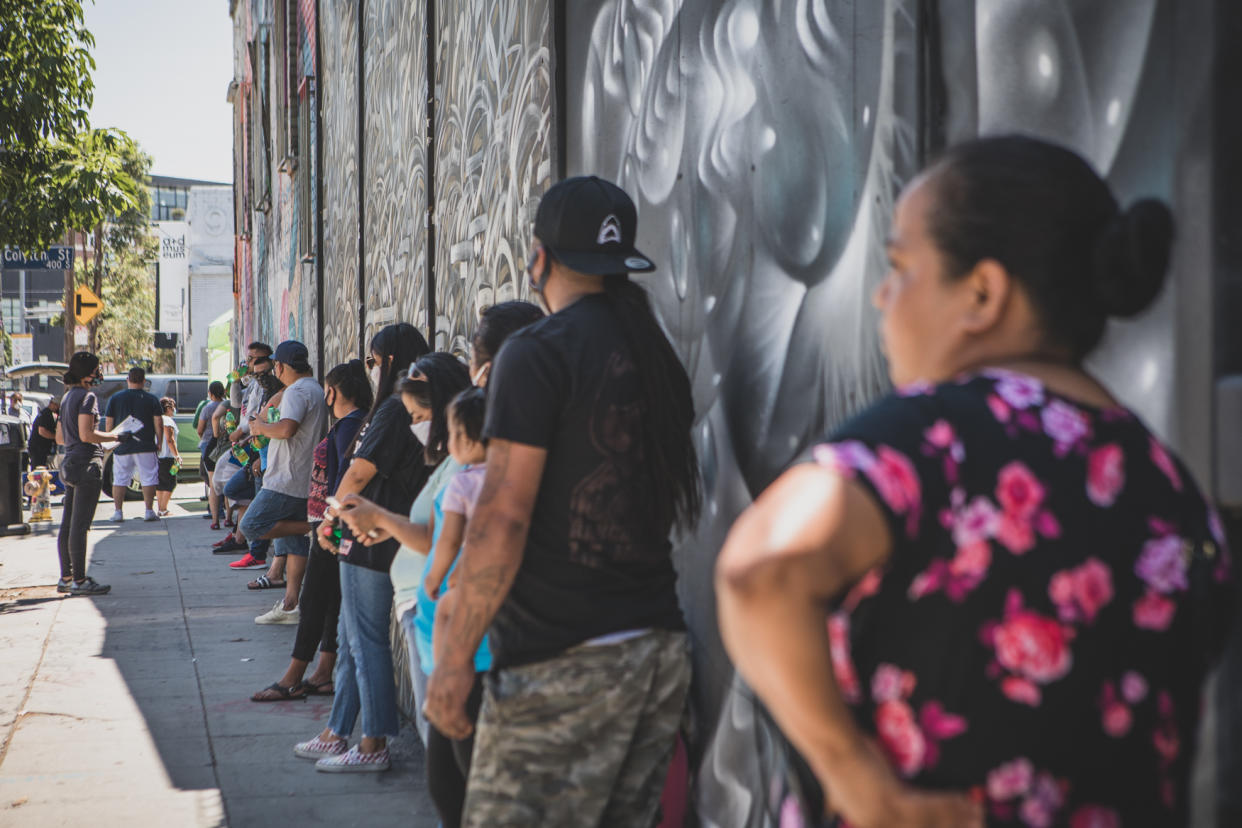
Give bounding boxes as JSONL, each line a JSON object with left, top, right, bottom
{"left": 51, "top": 138, "right": 1236, "bottom": 826}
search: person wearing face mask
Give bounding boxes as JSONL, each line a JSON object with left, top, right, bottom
{"left": 292, "top": 323, "right": 431, "bottom": 772}
{"left": 239, "top": 341, "right": 328, "bottom": 624}
{"left": 252, "top": 359, "right": 372, "bottom": 702}
{"left": 55, "top": 351, "right": 124, "bottom": 596}
{"left": 466, "top": 301, "right": 544, "bottom": 388}
{"left": 336, "top": 352, "right": 473, "bottom": 744}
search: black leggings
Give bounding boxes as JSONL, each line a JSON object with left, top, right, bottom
{"left": 290, "top": 533, "right": 341, "bottom": 662}
{"left": 427, "top": 673, "right": 485, "bottom": 828}
{"left": 57, "top": 454, "right": 103, "bottom": 581}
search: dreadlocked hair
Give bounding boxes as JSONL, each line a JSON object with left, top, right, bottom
{"left": 602, "top": 275, "right": 701, "bottom": 532}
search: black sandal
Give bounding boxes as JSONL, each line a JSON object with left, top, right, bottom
{"left": 296, "top": 679, "right": 335, "bottom": 697}
{"left": 247, "top": 575, "right": 287, "bottom": 590}
{"left": 250, "top": 682, "right": 306, "bottom": 703}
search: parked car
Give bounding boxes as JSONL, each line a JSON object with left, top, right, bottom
{"left": 96, "top": 374, "right": 211, "bottom": 489}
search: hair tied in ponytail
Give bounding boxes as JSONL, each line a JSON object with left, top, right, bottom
{"left": 1090, "top": 198, "right": 1174, "bottom": 319}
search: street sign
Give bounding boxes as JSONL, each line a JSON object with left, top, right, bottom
{"left": 2, "top": 247, "right": 74, "bottom": 270}
{"left": 74, "top": 286, "right": 103, "bottom": 325}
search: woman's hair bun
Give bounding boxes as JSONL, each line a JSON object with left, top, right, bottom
{"left": 1090, "top": 198, "right": 1174, "bottom": 319}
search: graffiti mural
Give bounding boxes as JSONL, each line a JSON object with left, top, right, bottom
{"left": 361, "top": 0, "right": 430, "bottom": 349}
{"left": 319, "top": 0, "right": 361, "bottom": 366}
{"left": 432, "top": 0, "right": 552, "bottom": 354}
{"left": 565, "top": 1, "right": 919, "bottom": 823}
{"left": 234, "top": 0, "right": 1227, "bottom": 822}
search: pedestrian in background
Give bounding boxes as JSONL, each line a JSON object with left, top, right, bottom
{"left": 155, "top": 396, "right": 180, "bottom": 516}
{"left": 716, "top": 135, "right": 1233, "bottom": 827}
{"left": 105, "top": 366, "right": 163, "bottom": 522}
{"left": 198, "top": 381, "right": 227, "bottom": 527}
{"left": 27, "top": 398, "right": 59, "bottom": 469}
{"left": 55, "top": 351, "right": 122, "bottom": 596}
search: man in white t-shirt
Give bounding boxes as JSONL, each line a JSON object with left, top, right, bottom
{"left": 239, "top": 340, "right": 328, "bottom": 624}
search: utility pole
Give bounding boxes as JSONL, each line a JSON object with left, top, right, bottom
{"left": 63, "top": 232, "right": 74, "bottom": 360}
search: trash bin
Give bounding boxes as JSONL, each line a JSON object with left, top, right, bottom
{"left": 0, "top": 414, "right": 30, "bottom": 535}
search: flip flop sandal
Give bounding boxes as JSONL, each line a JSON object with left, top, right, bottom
{"left": 248, "top": 575, "right": 288, "bottom": 590}
{"left": 296, "top": 679, "right": 335, "bottom": 697}
{"left": 251, "top": 682, "right": 307, "bottom": 703}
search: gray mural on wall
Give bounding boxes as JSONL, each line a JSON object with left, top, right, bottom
{"left": 566, "top": 2, "right": 917, "bottom": 823}
{"left": 362, "top": 0, "right": 430, "bottom": 349}
{"left": 432, "top": 0, "right": 553, "bottom": 355}
{"left": 319, "top": 0, "right": 362, "bottom": 367}
{"left": 564, "top": 0, "right": 1215, "bottom": 825}
{"left": 245, "top": 0, "right": 1222, "bottom": 822}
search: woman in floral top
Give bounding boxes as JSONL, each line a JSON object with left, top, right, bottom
{"left": 716, "top": 136, "right": 1233, "bottom": 828}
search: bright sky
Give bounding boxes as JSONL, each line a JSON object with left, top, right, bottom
{"left": 84, "top": 0, "right": 234, "bottom": 184}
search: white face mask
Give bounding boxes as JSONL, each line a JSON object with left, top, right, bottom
{"left": 369, "top": 365, "right": 381, "bottom": 389}
{"left": 409, "top": 420, "right": 431, "bottom": 444}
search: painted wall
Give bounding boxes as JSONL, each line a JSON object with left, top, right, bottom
{"left": 231, "top": 0, "right": 318, "bottom": 363}
{"left": 558, "top": 2, "right": 1219, "bottom": 824}
{"left": 233, "top": 0, "right": 1230, "bottom": 823}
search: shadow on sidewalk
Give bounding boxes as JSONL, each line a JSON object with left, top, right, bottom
{"left": 81, "top": 503, "right": 435, "bottom": 824}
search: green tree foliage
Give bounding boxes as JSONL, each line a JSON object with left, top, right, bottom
{"left": 92, "top": 236, "right": 156, "bottom": 369}
{"left": 86, "top": 138, "right": 153, "bottom": 357}
{"left": 0, "top": 0, "right": 143, "bottom": 254}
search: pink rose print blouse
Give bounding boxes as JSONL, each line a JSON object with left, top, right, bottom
{"left": 802, "top": 371, "right": 1233, "bottom": 827}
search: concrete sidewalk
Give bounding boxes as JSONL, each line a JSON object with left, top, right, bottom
{"left": 0, "top": 491, "right": 435, "bottom": 827}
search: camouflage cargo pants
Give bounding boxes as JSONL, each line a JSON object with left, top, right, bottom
{"left": 462, "top": 629, "right": 690, "bottom": 827}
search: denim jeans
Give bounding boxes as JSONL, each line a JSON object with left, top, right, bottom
{"left": 224, "top": 467, "right": 255, "bottom": 502}
{"left": 239, "top": 487, "right": 308, "bottom": 558}
{"left": 400, "top": 607, "right": 430, "bottom": 745}
{"left": 328, "top": 562, "right": 399, "bottom": 739}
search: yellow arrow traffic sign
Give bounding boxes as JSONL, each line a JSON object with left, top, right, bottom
{"left": 74, "top": 286, "right": 104, "bottom": 325}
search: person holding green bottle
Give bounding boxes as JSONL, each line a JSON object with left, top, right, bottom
{"left": 155, "top": 397, "right": 181, "bottom": 515}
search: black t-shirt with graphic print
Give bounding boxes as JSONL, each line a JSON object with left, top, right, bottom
{"left": 483, "top": 292, "right": 686, "bottom": 669}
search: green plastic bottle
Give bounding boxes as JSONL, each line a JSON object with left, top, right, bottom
{"left": 169, "top": 461, "right": 180, "bottom": 477}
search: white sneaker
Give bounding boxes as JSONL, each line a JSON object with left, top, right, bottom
{"left": 315, "top": 745, "right": 390, "bottom": 773}
{"left": 109, "top": 510, "right": 124, "bottom": 522}
{"left": 255, "top": 600, "right": 300, "bottom": 625}
{"left": 143, "top": 509, "right": 159, "bottom": 522}
{"left": 293, "top": 734, "right": 348, "bottom": 760}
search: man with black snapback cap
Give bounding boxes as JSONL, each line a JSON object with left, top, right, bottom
{"left": 426, "top": 176, "right": 701, "bottom": 825}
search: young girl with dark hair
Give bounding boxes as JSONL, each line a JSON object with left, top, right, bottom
{"left": 55, "top": 351, "right": 122, "bottom": 596}
{"left": 716, "top": 135, "right": 1231, "bottom": 827}
{"left": 293, "top": 324, "right": 430, "bottom": 771}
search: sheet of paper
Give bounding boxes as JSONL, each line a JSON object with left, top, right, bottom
{"left": 116, "top": 415, "right": 144, "bottom": 435}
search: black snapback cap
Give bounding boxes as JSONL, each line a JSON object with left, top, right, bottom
{"left": 534, "top": 176, "right": 656, "bottom": 275}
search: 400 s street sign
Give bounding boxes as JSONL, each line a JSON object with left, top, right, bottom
{"left": 2, "top": 246, "right": 75, "bottom": 270}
